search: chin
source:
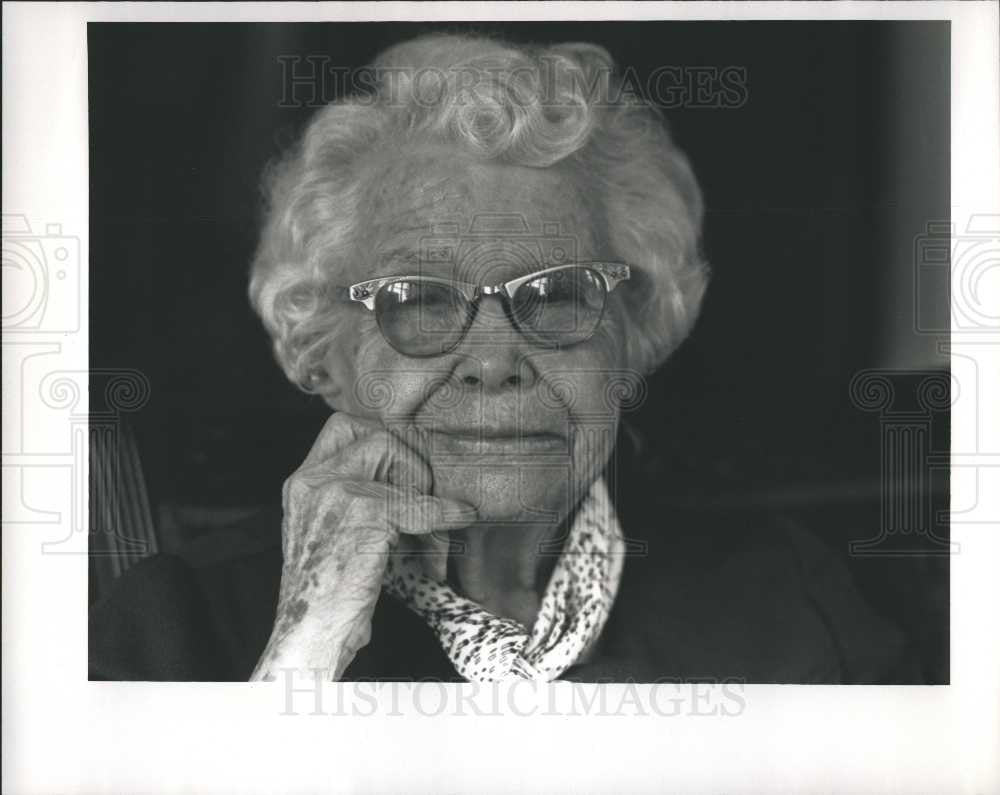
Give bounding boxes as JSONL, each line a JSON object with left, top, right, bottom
{"left": 431, "top": 462, "right": 573, "bottom": 525}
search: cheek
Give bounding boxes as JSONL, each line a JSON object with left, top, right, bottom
{"left": 557, "top": 323, "right": 630, "bottom": 414}
{"left": 564, "top": 357, "right": 629, "bottom": 485}
{"left": 343, "top": 329, "right": 455, "bottom": 420}
{"left": 520, "top": 347, "right": 626, "bottom": 487}
{"left": 545, "top": 325, "right": 633, "bottom": 464}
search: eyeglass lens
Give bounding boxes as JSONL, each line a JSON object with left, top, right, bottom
{"left": 373, "top": 267, "right": 608, "bottom": 357}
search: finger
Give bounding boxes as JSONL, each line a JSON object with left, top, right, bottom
{"left": 371, "top": 489, "right": 478, "bottom": 535}
{"left": 393, "top": 494, "right": 478, "bottom": 534}
{"left": 345, "top": 486, "right": 477, "bottom": 559}
{"left": 304, "top": 430, "right": 433, "bottom": 495}
{"left": 339, "top": 481, "right": 477, "bottom": 535}
{"left": 381, "top": 424, "right": 434, "bottom": 490}
{"left": 301, "top": 412, "right": 382, "bottom": 469}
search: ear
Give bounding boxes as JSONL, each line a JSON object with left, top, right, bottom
{"left": 309, "top": 322, "right": 389, "bottom": 415}
{"left": 309, "top": 337, "right": 361, "bottom": 412}
{"left": 310, "top": 367, "right": 350, "bottom": 411}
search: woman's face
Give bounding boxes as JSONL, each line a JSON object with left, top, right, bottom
{"left": 326, "top": 143, "right": 633, "bottom": 523}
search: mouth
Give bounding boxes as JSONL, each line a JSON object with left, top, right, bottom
{"left": 426, "top": 428, "right": 569, "bottom": 456}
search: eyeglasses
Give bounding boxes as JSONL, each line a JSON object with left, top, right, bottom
{"left": 340, "top": 262, "right": 630, "bottom": 358}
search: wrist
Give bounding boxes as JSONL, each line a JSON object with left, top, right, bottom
{"left": 251, "top": 603, "right": 370, "bottom": 682}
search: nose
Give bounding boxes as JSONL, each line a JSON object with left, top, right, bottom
{"left": 451, "top": 296, "right": 537, "bottom": 392}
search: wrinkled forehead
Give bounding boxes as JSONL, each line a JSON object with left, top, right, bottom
{"left": 354, "top": 144, "right": 607, "bottom": 284}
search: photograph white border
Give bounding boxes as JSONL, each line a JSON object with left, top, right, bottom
{"left": 3, "top": 2, "right": 998, "bottom": 793}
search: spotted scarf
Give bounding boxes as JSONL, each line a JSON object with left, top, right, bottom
{"left": 382, "top": 477, "right": 625, "bottom": 682}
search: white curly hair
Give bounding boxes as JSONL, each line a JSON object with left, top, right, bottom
{"left": 249, "top": 33, "right": 709, "bottom": 392}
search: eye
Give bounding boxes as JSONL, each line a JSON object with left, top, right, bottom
{"left": 520, "top": 269, "right": 605, "bottom": 309}
{"left": 374, "top": 280, "right": 473, "bottom": 357}
{"left": 383, "top": 281, "right": 414, "bottom": 302}
{"left": 509, "top": 268, "right": 608, "bottom": 340}
{"left": 530, "top": 271, "right": 577, "bottom": 302}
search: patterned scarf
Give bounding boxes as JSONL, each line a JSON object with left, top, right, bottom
{"left": 382, "top": 477, "right": 625, "bottom": 682}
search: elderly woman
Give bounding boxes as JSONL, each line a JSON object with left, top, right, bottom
{"left": 90, "top": 34, "right": 916, "bottom": 683}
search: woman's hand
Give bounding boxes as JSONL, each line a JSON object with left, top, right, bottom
{"left": 250, "top": 413, "right": 476, "bottom": 682}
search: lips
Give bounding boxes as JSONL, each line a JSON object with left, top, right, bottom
{"left": 426, "top": 427, "right": 569, "bottom": 455}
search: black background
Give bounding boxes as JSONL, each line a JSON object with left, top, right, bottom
{"left": 90, "top": 22, "right": 950, "bottom": 680}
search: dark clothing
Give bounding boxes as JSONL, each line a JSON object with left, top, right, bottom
{"left": 89, "top": 493, "right": 920, "bottom": 683}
